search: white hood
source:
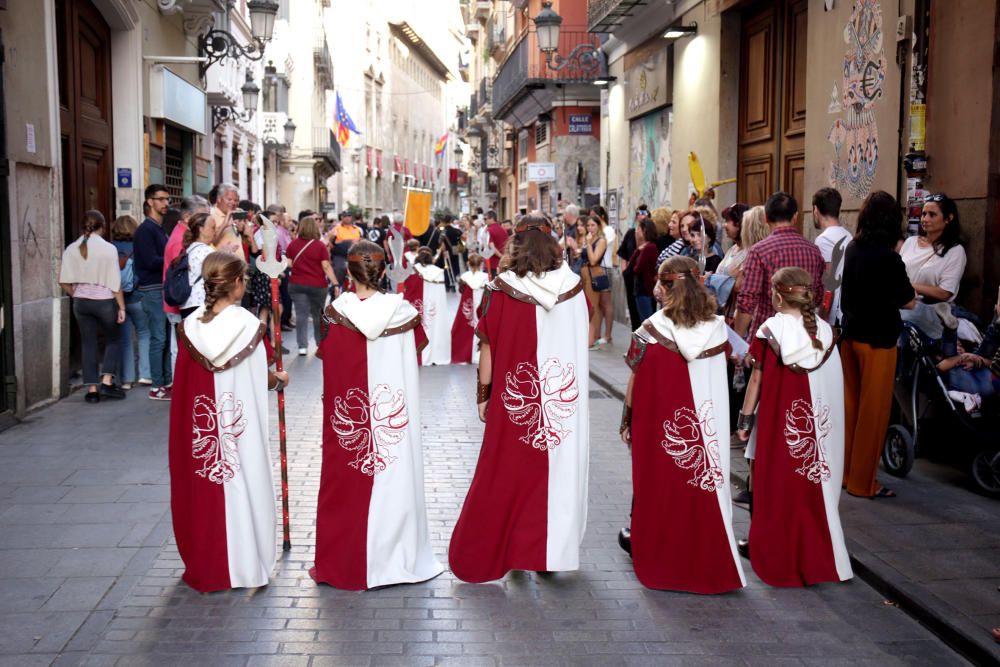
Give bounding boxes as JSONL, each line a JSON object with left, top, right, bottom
{"left": 183, "top": 304, "right": 262, "bottom": 367}
{"left": 758, "top": 312, "right": 834, "bottom": 368}
{"left": 414, "top": 263, "right": 445, "bottom": 283}
{"left": 645, "top": 310, "right": 727, "bottom": 361}
{"left": 460, "top": 270, "right": 490, "bottom": 291}
{"left": 500, "top": 264, "right": 580, "bottom": 311}
{"left": 333, "top": 291, "right": 417, "bottom": 341}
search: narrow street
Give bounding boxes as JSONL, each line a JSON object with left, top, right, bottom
{"left": 0, "top": 311, "right": 967, "bottom": 666}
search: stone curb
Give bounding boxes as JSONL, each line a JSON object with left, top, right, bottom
{"left": 587, "top": 364, "right": 999, "bottom": 665}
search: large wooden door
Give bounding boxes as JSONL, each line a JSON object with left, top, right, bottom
{"left": 737, "top": 0, "right": 808, "bottom": 207}
{"left": 0, "top": 29, "right": 15, "bottom": 423}
{"left": 57, "top": 0, "right": 113, "bottom": 242}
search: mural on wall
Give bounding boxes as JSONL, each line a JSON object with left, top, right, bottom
{"left": 827, "top": 0, "right": 886, "bottom": 199}
{"left": 628, "top": 108, "right": 672, "bottom": 217}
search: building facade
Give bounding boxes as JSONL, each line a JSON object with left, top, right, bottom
{"left": 462, "top": 0, "right": 606, "bottom": 221}
{"left": 0, "top": 0, "right": 276, "bottom": 421}
{"left": 594, "top": 0, "right": 1000, "bottom": 318}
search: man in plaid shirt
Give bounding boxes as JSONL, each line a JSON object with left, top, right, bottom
{"left": 734, "top": 192, "right": 825, "bottom": 339}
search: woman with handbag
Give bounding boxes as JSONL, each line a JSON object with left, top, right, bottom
{"left": 584, "top": 215, "right": 613, "bottom": 349}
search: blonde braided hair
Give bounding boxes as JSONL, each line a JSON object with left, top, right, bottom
{"left": 199, "top": 251, "right": 247, "bottom": 324}
{"left": 772, "top": 267, "right": 823, "bottom": 350}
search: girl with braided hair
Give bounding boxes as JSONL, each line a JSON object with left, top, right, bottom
{"left": 736, "top": 266, "right": 852, "bottom": 587}
{"left": 311, "top": 240, "right": 443, "bottom": 590}
{"left": 618, "top": 256, "right": 746, "bottom": 593}
{"left": 169, "top": 251, "right": 289, "bottom": 592}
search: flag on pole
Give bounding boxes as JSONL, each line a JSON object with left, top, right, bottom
{"left": 335, "top": 92, "right": 361, "bottom": 147}
{"left": 433, "top": 132, "right": 449, "bottom": 156}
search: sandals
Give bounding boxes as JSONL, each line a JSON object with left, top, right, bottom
{"left": 872, "top": 487, "right": 897, "bottom": 499}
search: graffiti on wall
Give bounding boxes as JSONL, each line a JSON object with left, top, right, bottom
{"left": 628, "top": 108, "right": 672, "bottom": 216}
{"left": 827, "top": 0, "right": 886, "bottom": 199}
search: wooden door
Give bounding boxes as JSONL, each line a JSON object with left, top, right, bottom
{"left": 0, "top": 29, "right": 15, "bottom": 422}
{"left": 56, "top": 0, "right": 113, "bottom": 242}
{"left": 737, "top": 0, "right": 808, "bottom": 207}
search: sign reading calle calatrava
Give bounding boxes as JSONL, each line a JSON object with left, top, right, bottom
{"left": 624, "top": 40, "right": 672, "bottom": 120}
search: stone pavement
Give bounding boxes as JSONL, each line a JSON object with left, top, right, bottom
{"left": 588, "top": 319, "right": 1000, "bottom": 664}
{"left": 0, "top": 314, "right": 969, "bottom": 666}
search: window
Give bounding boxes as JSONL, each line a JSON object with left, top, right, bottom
{"left": 518, "top": 160, "right": 527, "bottom": 185}
{"left": 535, "top": 121, "right": 548, "bottom": 147}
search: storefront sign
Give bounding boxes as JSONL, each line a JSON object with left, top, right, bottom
{"left": 149, "top": 66, "right": 207, "bottom": 135}
{"left": 568, "top": 114, "right": 593, "bottom": 134}
{"left": 624, "top": 41, "right": 671, "bottom": 120}
{"left": 527, "top": 162, "right": 556, "bottom": 182}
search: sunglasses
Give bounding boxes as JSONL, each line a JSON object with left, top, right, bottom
{"left": 923, "top": 194, "right": 946, "bottom": 203}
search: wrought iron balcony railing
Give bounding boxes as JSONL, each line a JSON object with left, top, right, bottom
{"left": 587, "top": 0, "right": 649, "bottom": 33}
{"left": 312, "top": 127, "right": 341, "bottom": 172}
{"left": 492, "top": 30, "right": 606, "bottom": 119}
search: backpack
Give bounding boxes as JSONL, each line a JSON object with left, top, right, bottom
{"left": 118, "top": 252, "right": 136, "bottom": 293}
{"left": 163, "top": 252, "right": 201, "bottom": 307}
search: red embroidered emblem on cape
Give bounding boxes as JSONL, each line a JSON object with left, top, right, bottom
{"left": 501, "top": 358, "right": 579, "bottom": 451}
{"left": 331, "top": 385, "right": 409, "bottom": 476}
{"left": 660, "top": 402, "right": 724, "bottom": 492}
{"left": 784, "top": 398, "right": 832, "bottom": 483}
{"left": 413, "top": 299, "right": 436, "bottom": 333}
{"left": 192, "top": 393, "right": 246, "bottom": 484}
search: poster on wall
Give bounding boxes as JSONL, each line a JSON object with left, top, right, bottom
{"left": 606, "top": 189, "right": 620, "bottom": 233}
{"left": 827, "top": 0, "right": 886, "bottom": 200}
{"left": 628, "top": 108, "right": 672, "bottom": 215}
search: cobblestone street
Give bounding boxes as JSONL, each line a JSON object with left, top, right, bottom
{"left": 0, "top": 342, "right": 968, "bottom": 666}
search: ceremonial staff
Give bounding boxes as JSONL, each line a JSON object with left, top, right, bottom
{"left": 256, "top": 213, "right": 292, "bottom": 552}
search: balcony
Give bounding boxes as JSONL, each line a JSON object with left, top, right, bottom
{"left": 588, "top": 0, "right": 649, "bottom": 33}
{"left": 314, "top": 29, "right": 334, "bottom": 91}
{"left": 475, "top": 0, "right": 491, "bottom": 20}
{"left": 478, "top": 77, "right": 491, "bottom": 117}
{"left": 312, "top": 127, "right": 341, "bottom": 175}
{"left": 492, "top": 30, "right": 607, "bottom": 122}
{"left": 485, "top": 14, "right": 506, "bottom": 58}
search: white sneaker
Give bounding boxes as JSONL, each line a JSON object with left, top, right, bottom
{"left": 596, "top": 338, "right": 608, "bottom": 346}
{"left": 298, "top": 348, "right": 308, "bottom": 356}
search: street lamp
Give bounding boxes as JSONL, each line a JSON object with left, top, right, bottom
{"left": 283, "top": 119, "right": 296, "bottom": 146}
{"left": 532, "top": 1, "right": 602, "bottom": 77}
{"left": 199, "top": 0, "right": 280, "bottom": 78}
{"left": 533, "top": 1, "right": 562, "bottom": 53}
{"left": 212, "top": 70, "right": 260, "bottom": 132}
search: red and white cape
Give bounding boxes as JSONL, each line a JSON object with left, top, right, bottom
{"left": 170, "top": 305, "right": 276, "bottom": 593}
{"left": 746, "top": 312, "right": 852, "bottom": 586}
{"left": 449, "top": 264, "right": 590, "bottom": 582}
{"left": 310, "top": 291, "right": 443, "bottom": 590}
{"left": 403, "top": 264, "right": 450, "bottom": 366}
{"left": 450, "top": 269, "right": 489, "bottom": 364}
{"left": 626, "top": 311, "right": 746, "bottom": 593}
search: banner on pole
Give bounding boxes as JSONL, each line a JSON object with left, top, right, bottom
{"left": 404, "top": 189, "right": 433, "bottom": 236}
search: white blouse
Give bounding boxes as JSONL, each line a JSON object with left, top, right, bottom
{"left": 183, "top": 242, "right": 213, "bottom": 310}
{"left": 899, "top": 235, "right": 966, "bottom": 302}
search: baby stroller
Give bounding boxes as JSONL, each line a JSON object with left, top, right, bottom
{"left": 881, "top": 322, "right": 1000, "bottom": 495}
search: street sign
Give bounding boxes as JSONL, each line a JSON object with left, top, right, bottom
{"left": 568, "top": 114, "right": 593, "bottom": 134}
{"left": 116, "top": 168, "right": 132, "bottom": 189}
{"left": 527, "top": 162, "right": 556, "bottom": 182}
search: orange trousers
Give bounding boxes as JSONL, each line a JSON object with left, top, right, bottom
{"left": 841, "top": 339, "right": 898, "bottom": 497}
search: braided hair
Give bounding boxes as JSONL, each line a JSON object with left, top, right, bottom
{"left": 199, "top": 251, "right": 247, "bottom": 324}
{"left": 347, "top": 240, "right": 386, "bottom": 291}
{"left": 79, "top": 210, "right": 106, "bottom": 259}
{"left": 772, "top": 267, "right": 823, "bottom": 350}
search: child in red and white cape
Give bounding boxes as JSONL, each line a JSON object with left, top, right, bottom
{"left": 738, "top": 266, "right": 852, "bottom": 587}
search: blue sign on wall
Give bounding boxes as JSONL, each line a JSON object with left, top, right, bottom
{"left": 116, "top": 168, "right": 132, "bottom": 189}
{"left": 568, "top": 114, "right": 593, "bottom": 135}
